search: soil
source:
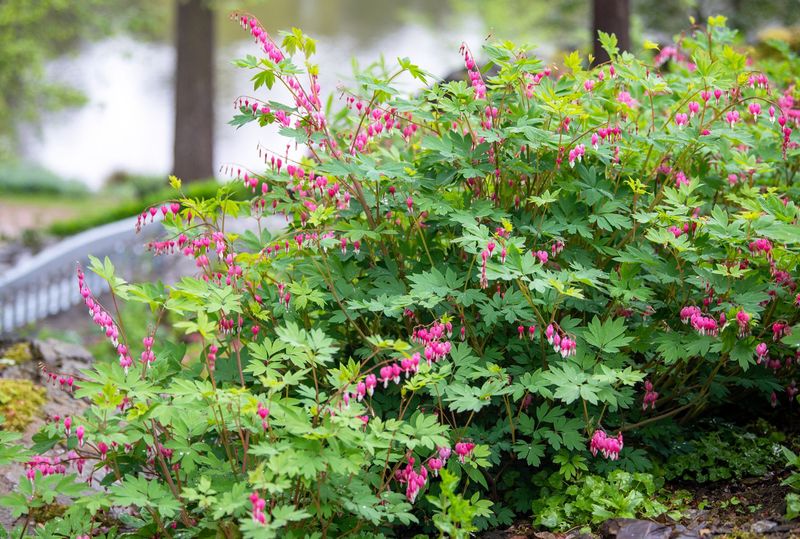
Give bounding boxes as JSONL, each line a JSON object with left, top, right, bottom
{"left": 0, "top": 201, "right": 78, "bottom": 239}
{"left": 684, "top": 472, "right": 797, "bottom": 533}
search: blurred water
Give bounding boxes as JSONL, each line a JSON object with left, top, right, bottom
{"left": 19, "top": 4, "right": 488, "bottom": 189}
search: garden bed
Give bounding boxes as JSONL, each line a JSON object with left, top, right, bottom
{"left": 1, "top": 13, "right": 799, "bottom": 539}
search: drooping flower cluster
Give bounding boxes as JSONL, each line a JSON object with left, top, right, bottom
{"left": 642, "top": 380, "right": 658, "bottom": 411}
{"left": 395, "top": 456, "right": 428, "bottom": 503}
{"left": 378, "top": 358, "right": 415, "bottom": 388}
{"left": 523, "top": 67, "right": 552, "bottom": 98}
{"left": 428, "top": 446, "right": 452, "bottom": 477}
{"left": 135, "top": 202, "right": 181, "bottom": 233}
{"left": 590, "top": 125, "right": 622, "bottom": 150}
{"left": 787, "top": 381, "right": 799, "bottom": 403}
{"left": 735, "top": 310, "right": 751, "bottom": 337}
{"left": 249, "top": 491, "right": 268, "bottom": 524}
{"left": 206, "top": 344, "right": 219, "bottom": 371}
{"left": 341, "top": 322, "right": 452, "bottom": 401}
{"left": 25, "top": 455, "right": 67, "bottom": 481}
{"left": 756, "top": 342, "right": 769, "bottom": 364}
{"left": 412, "top": 320, "right": 453, "bottom": 365}
{"left": 674, "top": 170, "right": 691, "bottom": 188}
{"left": 350, "top": 374, "right": 377, "bottom": 402}
{"left": 653, "top": 45, "right": 693, "bottom": 68}
{"left": 77, "top": 268, "right": 132, "bottom": 372}
{"left": 551, "top": 240, "right": 565, "bottom": 257}
{"left": 238, "top": 15, "right": 283, "bottom": 63}
{"left": 756, "top": 341, "right": 784, "bottom": 371}
{"left": 668, "top": 221, "right": 696, "bottom": 238}
{"left": 679, "top": 305, "right": 720, "bottom": 336}
{"left": 391, "top": 445, "right": 466, "bottom": 503}
{"left": 358, "top": 325, "right": 451, "bottom": 396}
{"left": 477, "top": 241, "right": 500, "bottom": 288}
{"left": 141, "top": 334, "right": 155, "bottom": 367}
{"left": 256, "top": 402, "right": 270, "bottom": 431}
{"left": 454, "top": 442, "right": 475, "bottom": 463}
{"left": 589, "top": 430, "right": 623, "bottom": 460}
{"left": 749, "top": 238, "right": 773, "bottom": 257}
{"left": 40, "top": 364, "right": 75, "bottom": 392}
{"left": 517, "top": 324, "right": 537, "bottom": 340}
{"left": 544, "top": 324, "right": 577, "bottom": 357}
{"left": 568, "top": 143, "right": 586, "bottom": 167}
{"left": 773, "top": 321, "right": 791, "bottom": 341}
{"left": 344, "top": 98, "right": 417, "bottom": 146}
{"left": 459, "top": 43, "right": 486, "bottom": 99}
{"left": 531, "top": 249, "right": 549, "bottom": 264}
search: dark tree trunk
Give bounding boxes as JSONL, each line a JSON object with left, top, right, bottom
{"left": 592, "top": 0, "right": 631, "bottom": 66}
{"left": 173, "top": 0, "right": 214, "bottom": 182}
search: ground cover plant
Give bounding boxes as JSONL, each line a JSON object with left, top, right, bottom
{"left": 659, "top": 421, "right": 786, "bottom": 484}
{"left": 2, "top": 13, "right": 800, "bottom": 538}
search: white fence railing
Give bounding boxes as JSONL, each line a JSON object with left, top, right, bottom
{"left": 0, "top": 212, "right": 287, "bottom": 335}
{"left": 0, "top": 217, "right": 163, "bottom": 334}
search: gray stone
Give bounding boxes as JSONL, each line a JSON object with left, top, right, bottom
{"left": 750, "top": 519, "right": 778, "bottom": 534}
{"left": 600, "top": 519, "right": 672, "bottom": 539}
{"left": 669, "top": 524, "right": 701, "bottom": 539}
{"left": 34, "top": 338, "right": 93, "bottom": 365}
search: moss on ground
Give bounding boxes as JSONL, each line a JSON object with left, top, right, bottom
{"left": 29, "top": 503, "right": 67, "bottom": 523}
{"left": 0, "top": 379, "right": 46, "bottom": 431}
{"left": 0, "top": 341, "right": 33, "bottom": 369}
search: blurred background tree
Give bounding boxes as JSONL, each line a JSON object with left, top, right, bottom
{"left": 0, "top": 0, "right": 166, "bottom": 160}
{"left": 174, "top": 0, "right": 215, "bottom": 182}
{"left": 1, "top": 0, "right": 798, "bottom": 190}
{"left": 592, "top": 0, "right": 630, "bottom": 64}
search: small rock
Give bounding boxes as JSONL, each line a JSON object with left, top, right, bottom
{"left": 34, "top": 338, "right": 93, "bottom": 365}
{"left": 670, "top": 524, "right": 701, "bottom": 539}
{"left": 600, "top": 519, "right": 672, "bottom": 539}
{"left": 750, "top": 519, "right": 778, "bottom": 534}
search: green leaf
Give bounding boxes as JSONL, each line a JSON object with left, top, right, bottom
{"left": 583, "top": 317, "right": 633, "bottom": 354}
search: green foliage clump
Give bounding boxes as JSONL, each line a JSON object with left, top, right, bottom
{"left": 781, "top": 447, "right": 800, "bottom": 520}
{"left": 0, "top": 379, "right": 46, "bottom": 431}
{"left": 531, "top": 470, "right": 678, "bottom": 530}
{"left": 426, "top": 469, "right": 494, "bottom": 538}
{"left": 0, "top": 162, "right": 88, "bottom": 197}
{"left": 662, "top": 426, "right": 785, "bottom": 484}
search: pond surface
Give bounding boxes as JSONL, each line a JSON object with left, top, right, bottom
{"left": 19, "top": 1, "right": 500, "bottom": 189}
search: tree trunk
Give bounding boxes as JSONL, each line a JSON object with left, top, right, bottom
{"left": 173, "top": 0, "right": 214, "bottom": 182}
{"left": 592, "top": 0, "right": 630, "bottom": 66}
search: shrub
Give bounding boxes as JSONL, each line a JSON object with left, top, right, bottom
{"left": 0, "top": 161, "right": 87, "bottom": 197}
{"left": 3, "top": 14, "right": 800, "bottom": 537}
